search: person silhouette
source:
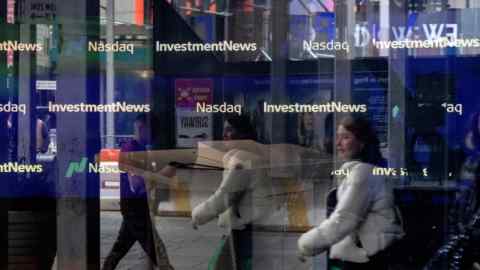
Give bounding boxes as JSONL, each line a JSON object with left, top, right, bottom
{"left": 103, "top": 113, "right": 174, "bottom": 270}
{"left": 298, "top": 114, "right": 404, "bottom": 269}
{"left": 192, "top": 114, "right": 274, "bottom": 270}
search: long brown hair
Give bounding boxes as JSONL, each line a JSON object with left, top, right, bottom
{"left": 339, "top": 114, "right": 384, "bottom": 166}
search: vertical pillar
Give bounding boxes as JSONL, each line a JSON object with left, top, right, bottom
{"left": 269, "top": 0, "right": 288, "bottom": 145}
{"left": 378, "top": 1, "right": 390, "bottom": 57}
{"left": 388, "top": 1, "right": 408, "bottom": 171}
{"left": 0, "top": 1, "right": 8, "bottom": 267}
{"left": 55, "top": 0, "right": 100, "bottom": 269}
{"left": 333, "top": 0, "right": 355, "bottom": 163}
{"left": 17, "top": 24, "right": 36, "bottom": 166}
{"left": 153, "top": 1, "right": 181, "bottom": 149}
{"left": 105, "top": 0, "right": 115, "bottom": 148}
{"left": 269, "top": 1, "right": 289, "bottom": 270}
{"left": 268, "top": 0, "right": 290, "bottom": 180}
{"left": 365, "top": 0, "right": 378, "bottom": 57}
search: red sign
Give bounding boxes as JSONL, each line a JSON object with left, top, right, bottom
{"left": 7, "top": 0, "right": 14, "bottom": 23}
{"left": 175, "top": 79, "right": 213, "bottom": 109}
{"left": 6, "top": 0, "right": 14, "bottom": 66}
{"left": 135, "top": 0, "right": 144, "bottom": 25}
{"left": 99, "top": 149, "right": 120, "bottom": 162}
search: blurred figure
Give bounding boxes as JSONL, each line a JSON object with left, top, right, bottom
{"left": 453, "top": 112, "right": 480, "bottom": 233}
{"left": 192, "top": 114, "right": 274, "bottom": 270}
{"left": 298, "top": 114, "right": 404, "bottom": 269}
{"left": 253, "top": 100, "right": 269, "bottom": 144}
{"left": 424, "top": 112, "right": 480, "bottom": 270}
{"left": 0, "top": 111, "right": 7, "bottom": 269}
{"left": 103, "top": 113, "right": 175, "bottom": 270}
{"left": 1, "top": 112, "right": 10, "bottom": 162}
{"left": 322, "top": 113, "right": 334, "bottom": 155}
{"left": 297, "top": 111, "right": 315, "bottom": 148}
{"left": 36, "top": 114, "right": 50, "bottom": 153}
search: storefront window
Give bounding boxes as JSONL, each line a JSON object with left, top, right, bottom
{"left": 2, "top": 0, "right": 480, "bottom": 269}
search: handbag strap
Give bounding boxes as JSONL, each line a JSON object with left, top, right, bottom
{"left": 169, "top": 161, "right": 223, "bottom": 171}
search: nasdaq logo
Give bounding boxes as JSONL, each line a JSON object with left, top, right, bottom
{"left": 65, "top": 157, "right": 123, "bottom": 178}
{"left": 65, "top": 157, "right": 88, "bottom": 178}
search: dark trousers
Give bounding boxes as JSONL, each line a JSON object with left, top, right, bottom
{"left": 37, "top": 212, "right": 57, "bottom": 270}
{"left": 231, "top": 225, "right": 253, "bottom": 270}
{"left": 102, "top": 215, "right": 172, "bottom": 270}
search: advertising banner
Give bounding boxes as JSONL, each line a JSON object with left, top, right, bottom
{"left": 18, "top": 0, "right": 57, "bottom": 23}
{"left": 175, "top": 79, "right": 213, "bottom": 148}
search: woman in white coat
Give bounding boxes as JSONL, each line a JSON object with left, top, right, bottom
{"left": 191, "top": 115, "right": 274, "bottom": 270}
{"left": 298, "top": 114, "right": 404, "bottom": 269}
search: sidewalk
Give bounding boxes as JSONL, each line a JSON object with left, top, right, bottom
{"left": 100, "top": 212, "right": 325, "bottom": 270}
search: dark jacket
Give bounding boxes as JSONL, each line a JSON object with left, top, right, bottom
{"left": 120, "top": 140, "right": 149, "bottom": 217}
{"left": 448, "top": 153, "right": 480, "bottom": 234}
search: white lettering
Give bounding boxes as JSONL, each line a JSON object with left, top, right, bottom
{"left": 392, "top": 26, "right": 412, "bottom": 41}
{"left": 196, "top": 102, "right": 242, "bottom": 115}
{"left": 0, "top": 102, "right": 26, "bottom": 114}
{"left": 88, "top": 41, "right": 134, "bottom": 54}
{"left": 423, "top": 24, "right": 445, "bottom": 41}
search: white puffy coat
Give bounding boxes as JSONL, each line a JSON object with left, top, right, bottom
{"left": 298, "top": 161, "right": 404, "bottom": 262}
{"left": 192, "top": 149, "right": 274, "bottom": 230}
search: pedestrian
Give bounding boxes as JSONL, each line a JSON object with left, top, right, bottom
{"left": 102, "top": 113, "right": 175, "bottom": 270}
{"left": 297, "top": 114, "right": 404, "bottom": 269}
{"left": 191, "top": 114, "right": 274, "bottom": 270}
{"left": 424, "top": 112, "right": 480, "bottom": 270}
{"left": 451, "top": 111, "right": 480, "bottom": 234}
{"left": 36, "top": 113, "right": 50, "bottom": 153}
